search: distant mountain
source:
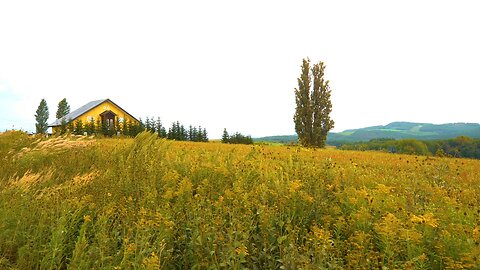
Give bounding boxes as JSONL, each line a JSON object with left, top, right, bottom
{"left": 255, "top": 122, "right": 480, "bottom": 144}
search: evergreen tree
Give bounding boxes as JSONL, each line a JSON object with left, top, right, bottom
{"left": 202, "top": 128, "right": 208, "bottom": 142}
{"left": 56, "top": 98, "right": 70, "bottom": 119}
{"left": 180, "top": 123, "right": 187, "bottom": 141}
{"left": 159, "top": 126, "right": 167, "bottom": 138}
{"left": 101, "top": 119, "right": 114, "bottom": 137}
{"left": 87, "top": 119, "right": 95, "bottom": 135}
{"left": 74, "top": 120, "right": 85, "bottom": 135}
{"left": 221, "top": 130, "right": 252, "bottom": 144}
{"left": 193, "top": 126, "right": 199, "bottom": 141}
{"left": 35, "top": 99, "right": 49, "bottom": 134}
{"left": 95, "top": 118, "right": 102, "bottom": 135}
{"left": 145, "top": 117, "right": 150, "bottom": 132}
{"left": 131, "top": 118, "right": 145, "bottom": 137}
{"left": 188, "top": 125, "right": 194, "bottom": 141}
{"left": 196, "top": 125, "right": 202, "bottom": 142}
{"left": 222, "top": 128, "right": 229, "bottom": 143}
{"left": 294, "top": 58, "right": 334, "bottom": 147}
{"left": 66, "top": 119, "right": 74, "bottom": 134}
{"left": 60, "top": 118, "right": 68, "bottom": 135}
{"left": 176, "top": 122, "right": 181, "bottom": 139}
{"left": 122, "top": 120, "right": 129, "bottom": 136}
{"left": 155, "top": 117, "right": 166, "bottom": 138}
{"left": 115, "top": 118, "right": 121, "bottom": 135}
{"left": 168, "top": 122, "right": 177, "bottom": 140}
{"left": 145, "top": 117, "right": 155, "bottom": 133}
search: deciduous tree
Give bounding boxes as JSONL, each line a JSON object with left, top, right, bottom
{"left": 294, "top": 58, "right": 334, "bottom": 147}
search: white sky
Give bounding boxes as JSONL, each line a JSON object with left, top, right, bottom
{"left": 1, "top": 1, "right": 479, "bottom": 138}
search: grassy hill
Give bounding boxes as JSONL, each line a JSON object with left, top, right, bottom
{"left": 255, "top": 122, "right": 480, "bottom": 144}
{"left": 1, "top": 131, "right": 480, "bottom": 268}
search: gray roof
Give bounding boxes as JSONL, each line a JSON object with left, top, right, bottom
{"left": 49, "top": 99, "right": 107, "bottom": 127}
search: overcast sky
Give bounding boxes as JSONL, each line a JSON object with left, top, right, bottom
{"left": 1, "top": 1, "right": 479, "bottom": 138}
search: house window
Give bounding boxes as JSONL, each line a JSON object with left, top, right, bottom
{"left": 118, "top": 117, "right": 124, "bottom": 123}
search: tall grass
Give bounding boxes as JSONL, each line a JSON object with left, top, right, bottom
{"left": 1, "top": 130, "right": 479, "bottom": 269}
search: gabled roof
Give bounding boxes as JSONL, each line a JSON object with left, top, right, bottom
{"left": 49, "top": 98, "right": 139, "bottom": 127}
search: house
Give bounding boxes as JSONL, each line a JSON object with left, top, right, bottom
{"left": 49, "top": 98, "right": 139, "bottom": 134}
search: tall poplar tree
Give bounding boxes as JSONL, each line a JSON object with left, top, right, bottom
{"left": 294, "top": 58, "right": 334, "bottom": 147}
{"left": 35, "top": 99, "right": 49, "bottom": 134}
{"left": 56, "top": 98, "right": 70, "bottom": 119}
{"left": 311, "top": 61, "right": 334, "bottom": 147}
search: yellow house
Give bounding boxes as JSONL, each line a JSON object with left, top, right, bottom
{"left": 49, "top": 98, "right": 139, "bottom": 134}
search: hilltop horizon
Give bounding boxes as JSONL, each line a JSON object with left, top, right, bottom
{"left": 255, "top": 121, "right": 480, "bottom": 143}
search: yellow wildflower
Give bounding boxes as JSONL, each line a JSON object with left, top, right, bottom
{"left": 235, "top": 244, "right": 249, "bottom": 256}
{"left": 473, "top": 226, "right": 480, "bottom": 240}
{"left": 143, "top": 251, "right": 160, "bottom": 270}
{"left": 410, "top": 214, "right": 424, "bottom": 224}
{"left": 289, "top": 180, "right": 303, "bottom": 193}
{"left": 410, "top": 213, "right": 438, "bottom": 228}
{"left": 422, "top": 213, "right": 438, "bottom": 228}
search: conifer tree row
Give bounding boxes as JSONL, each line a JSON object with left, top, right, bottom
{"left": 51, "top": 116, "right": 209, "bottom": 141}
{"left": 221, "top": 128, "right": 253, "bottom": 144}
{"left": 144, "top": 117, "right": 208, "bottom": 142}
{"left": 66, "top": 118, "right": 144, "bottom": 137}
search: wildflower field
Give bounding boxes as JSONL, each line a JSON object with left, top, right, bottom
{"left": 1, "top": 131, "right": 479, "bottom": 269}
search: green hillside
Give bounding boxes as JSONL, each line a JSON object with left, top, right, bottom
{"left": 255, "top": 122, "right": 480, "bottom": 144}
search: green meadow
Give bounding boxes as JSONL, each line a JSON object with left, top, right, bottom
{"left": 1, "top": 131, "right": 480, "bottom": 269}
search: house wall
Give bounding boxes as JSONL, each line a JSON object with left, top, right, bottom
{"left": 52, "top": 100, "right": 139, "bottom": 134}
{"left": 77, "top": 100, "right": 138, "bottom": 125}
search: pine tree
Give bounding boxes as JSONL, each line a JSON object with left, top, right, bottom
{"left": 122, "top": 119, "right": 129, "bottom": 136}
{"left": 115, "top": 118, "right": 121, "bottom": 136}
{"left": 222, "top": 128, "right": 229, "bottom": 143}
{"left": 132, "top": 118, "right": 145, "bottom": 136}
{"left": 159, "top": 126, "right": 167, "bottom": 138}
{"left": 168, "top": 122, "right": 176, "bottom": 140}
{"left": 87, "top": 119, "right": 95, "bottom": 135}
{"left": 35, "top": 99, "right": 49, "bottom": 134}
{"left": 96, "top": 118, "right": 103, "bottom": 135}
{"left": 202, "top": 128, "right": 208, "bottom": 142}
{"left": 66, "top": 120, "right": 74, "bottom": 134}
{"left": 56, "top": 98, "right": 70, "bottom": 119}
{"left": 180, "top": 123, "right": 187, "bottom": 141}
{"left": 145, "top": 117, "right": 151, "bottom": 132}
{"left": 294, "top": 58, "right": 334, "bottom": 147}
{"left": 196, "top": 126, "right": 202, "bottom": 142}
{"left": 74, "top": 120, "right": 84, "bottom": 135}
{"left": 188, "top": 125, "right": 194, "bottom": 141}
{"left": 193, "top": 126, "right": 199, "bottom": 142}
{"left": 59, "top": 118, "right": 67, "bottom": 135}
{"left": 145, "top": 117, "right": 156, "bottom": 133}
{"left": 155, "top": 117, "right": 165, "bottom": 138}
